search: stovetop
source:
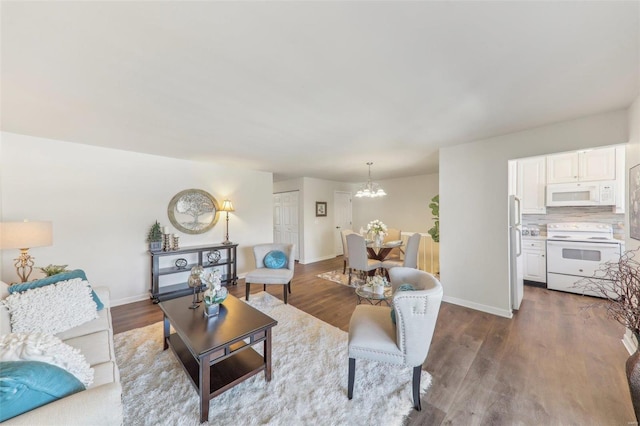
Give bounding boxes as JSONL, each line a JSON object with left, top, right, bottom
{"left": 546, "top": 222, "right": 620, "bottom": 244}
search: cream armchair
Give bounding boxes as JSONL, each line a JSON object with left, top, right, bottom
{"left": 244, "top": 243, "right": 295, "bottom": 304}
{"left": 347, "top": 267, "right": 443, "bottom": 411}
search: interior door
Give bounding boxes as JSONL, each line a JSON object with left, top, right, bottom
{"left": 334, "top": 191, "right": 352, "bottom": 255}
{"left": 273, "top": 191, "right": 300, "bottom": 260}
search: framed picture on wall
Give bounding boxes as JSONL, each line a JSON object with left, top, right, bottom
{"left": 316, "top": 201, "right": 327, "bottom": 217}
{"left": 630, "top": 164, "right": 640, "bottom": 240}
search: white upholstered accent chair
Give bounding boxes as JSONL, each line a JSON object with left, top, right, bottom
{"left": 340, "top": 229, "right": 357, "bottom": 274}
{"left": 382, "top": 232, "right": 421, "bottom": 271}
{"left": 244, "top": 243, "right": 295, "bottom": 304}
{"left": 347, "top": 267, "right": 443, "bottom": 411}
{"left": 346, "top": 233, "right": 382, "bottom": 286}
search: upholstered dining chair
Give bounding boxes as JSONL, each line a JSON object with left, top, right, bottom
{"left": 382, "top": 232, "right": 421, "bottom": 271}
{"left": 244, "top": 243, "right": 295, "bottom": 304}
{"left": 346, "top": 233, "right": 382, "bottom": 286}
{"left": 347, "top": 267, "right": 443, "bottom": 411}
{"left": 383, "top": 228, "right": 402, "bottom": 261}
{"left": 340, "top": 229, "right": 357, "bottom": 274}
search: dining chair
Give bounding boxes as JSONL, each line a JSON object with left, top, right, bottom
{"left": 382, "top": 232, "right": 421, "bottom": 271}
{"left": 383, "top": 228, "right": 402, "bottom": 260}
{"left": 347, "top": 267, "right": 443, "bottom": 411}
{"left": 340, "top": 229, "right": 357, "bottom": 274}
{"left": 346, "top": 233, "right": 382, "bottom": 286}
{"left": 244, "top": 243, "right": 295, "bottom": 304}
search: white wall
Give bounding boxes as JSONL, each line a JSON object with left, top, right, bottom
{"left": 440, "top": 109, "right": 629, "bottom": 317}
{"left": 624, "top": 94, "right": 640, "bottom": 353}
{"left": 352, "top": 173, "right": 439, "bottom": 234}
{"left": 627, "top": 95, "right": 640, "bottom": 252}
{"left": 0, "top": 132, "right": 273, "bottom": 305}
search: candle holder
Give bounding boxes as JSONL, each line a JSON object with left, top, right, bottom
{"left": 162, "top": 234, "right": 172, "bottom": 251}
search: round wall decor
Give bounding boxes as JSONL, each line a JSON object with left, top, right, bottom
{"left": 168, "top": 189, "right": 220, "bottom": 234}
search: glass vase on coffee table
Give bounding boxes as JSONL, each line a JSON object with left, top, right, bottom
{"left": 187, "top": 265, "right": 204, "bottom": 309}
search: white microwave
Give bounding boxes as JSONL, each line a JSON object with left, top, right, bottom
{"left": 546, "top": 181, "right": 616, "bottom": 207}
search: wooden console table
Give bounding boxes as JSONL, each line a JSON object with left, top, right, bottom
{"left": 149, "top": 243, "right": 238, "bottom": 302}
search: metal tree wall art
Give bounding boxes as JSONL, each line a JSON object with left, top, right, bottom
{"left": 168, "top": 189, "right": 220, "bottom": 234}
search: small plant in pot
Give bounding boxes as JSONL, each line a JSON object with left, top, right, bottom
{"left": 38, "top": 264, "right": 69, "bottom": 277}
{"left": 577, "top": 248, "right": 640, "bottom": 421}
{"left": 147, "top": 221, "right": 163, "bottom": 252}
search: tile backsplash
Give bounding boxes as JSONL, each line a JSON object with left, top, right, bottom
{"left": 523, "top": 206, "right": 624, "bottom": 239}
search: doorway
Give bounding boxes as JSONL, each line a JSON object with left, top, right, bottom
{"left": 273, "top": 191, "right": 300, "bottom": 261}
{"left": 334, "top": 191, "right": 352, "bottom": 255}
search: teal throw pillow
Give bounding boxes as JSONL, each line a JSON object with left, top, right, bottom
{"left": 8, "top": 270, "right": 104, "bottom": 311}
{"left": 390, "top": 283, "right": 416, "bottom": 325}
{"left": 264, "top": 250, "right": 287, "bottom": 269}
{"left": 0, "top": 361, "right": 85, "bottom": 422}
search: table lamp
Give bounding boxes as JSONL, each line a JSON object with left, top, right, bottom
{"left": 0, "top": 220, "right": 53, "bottom": 282}
{"left": 220, "top": 200, "right": 235, "bottom": 245}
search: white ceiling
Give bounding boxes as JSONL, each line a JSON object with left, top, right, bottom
{"left": 2, "top": 1, "right": 638, "bottom": 182}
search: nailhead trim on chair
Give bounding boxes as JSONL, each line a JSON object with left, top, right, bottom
{"left": 394, "top": 294, "right": 431, "bottom": 364}
{"left": 349, "top": 346, "right": 404, "bottom": 363}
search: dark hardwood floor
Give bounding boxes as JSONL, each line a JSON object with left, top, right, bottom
{"left": 111, "top": 256, "right": 636, "bottom": 425}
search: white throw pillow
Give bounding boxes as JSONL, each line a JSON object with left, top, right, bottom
{"left": 0, "top": 332, "right": 94, "bottom": 387}
{"left": 2, "top": 278, "right": 98, "bottom": 335}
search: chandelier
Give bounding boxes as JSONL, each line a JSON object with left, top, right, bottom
{"left": 355, "top": 162, "right": 387, "bottom": 198}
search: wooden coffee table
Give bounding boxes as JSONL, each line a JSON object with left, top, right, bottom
{"left": 159, "top": 294, "right": 277, "bottom": 423}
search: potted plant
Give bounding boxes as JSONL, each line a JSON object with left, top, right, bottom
{"left": 427, "top": 195, "right": 439, "bottom": 243}
{"left": 147, "top": 221, "right": 163, "bottom": 252}
{"left": 37, "top": 264, "right": 69, "bottom": 277}
{"left": 577, "top": 248, "right": 640, "bottom": 421}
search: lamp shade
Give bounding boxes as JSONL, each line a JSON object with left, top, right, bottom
{"left": 220, "top": 200, "right": 235, "bottom": 212}
{"left": 0, "top": 221, "right": 53, "bottom": 249}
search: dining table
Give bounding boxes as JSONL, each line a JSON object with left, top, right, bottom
{"left": 366, "top": 240, "right": 404, "bottom": 261}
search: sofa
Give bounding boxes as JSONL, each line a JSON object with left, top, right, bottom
{"left": 0, "top": 280, "right": 123, "bottom": 425}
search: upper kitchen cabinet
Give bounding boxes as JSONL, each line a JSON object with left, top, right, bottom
{"left": 517, "top": 156, "right": 546, "bottom": 214}
{"left": 547, "top": 147, "right": 616, "bottom": 184}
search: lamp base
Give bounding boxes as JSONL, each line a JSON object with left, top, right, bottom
{"left": 14, "top": 248, "right": 35, "bottom": 283}
{"left": 221, "top": 240, "right": 233, "bottom": 245}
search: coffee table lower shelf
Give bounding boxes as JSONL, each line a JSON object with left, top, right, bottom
{"left": 166, "top": 333, "right": 266, "bottom": 398}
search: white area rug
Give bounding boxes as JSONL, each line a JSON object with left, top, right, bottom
{"left": 114, "top": 292, "right": 431, "bottom": 425}
{"left": 317, "top": 269, "right": 365, "bottom": 288}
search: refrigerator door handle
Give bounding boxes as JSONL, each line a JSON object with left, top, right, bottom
{"left": 516, "top": 227, "right": 522, "bottom": 257}
{"left": 514, "top": 196, "right": 521, "bottom": 226}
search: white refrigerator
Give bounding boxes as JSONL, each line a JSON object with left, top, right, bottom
{"left": 509, "top": 195, "right": 524, "bottom": 310}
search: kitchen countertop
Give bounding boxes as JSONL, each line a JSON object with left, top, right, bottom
{"left": 522, "top": 235, "right": 547, "bottom": 240}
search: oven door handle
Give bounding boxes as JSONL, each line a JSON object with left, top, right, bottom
{"left": 547, "top": 240, "right": 621, "bottom": 250}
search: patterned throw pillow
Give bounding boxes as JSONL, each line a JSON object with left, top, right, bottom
{"left": 8, "top": 269, "right": 104, "bottom": 311}
{"left": 3, "top": 278, "right": 98, "bottom": 335}
{"left": 264, "top": 250, "right": 287, "bottom": 269}
{"left": 0, "top": 332, "right": 93, "bottom": 387}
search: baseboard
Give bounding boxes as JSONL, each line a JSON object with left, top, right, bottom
{"left": 298, "top": 254, "right": 337, "bottom": 265}
{"left": 111, "top": 293, "right": 149, "bottom": 307}
{"left": 442, "top": 295, "right": 513, "bottom": 319}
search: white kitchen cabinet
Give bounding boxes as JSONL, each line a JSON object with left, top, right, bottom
{"left": 547, "top": 147, "right": 616, "bottom": 184}
{"left": 522, "top": 239, "right": 546, "bottom": 283}
{"left": 517, "top": 157, "right": 546, "bottom": 214}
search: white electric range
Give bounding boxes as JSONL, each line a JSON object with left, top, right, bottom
{"left": 546, "top": 222, "right": 622, "bottom": 297}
